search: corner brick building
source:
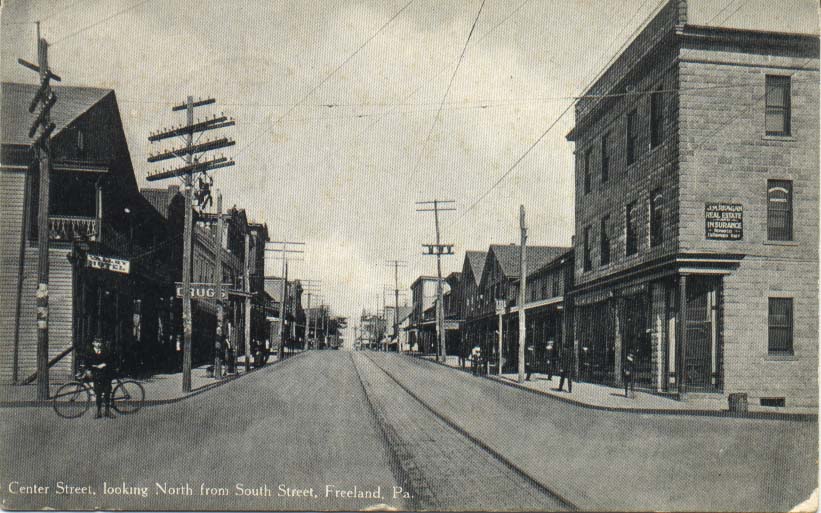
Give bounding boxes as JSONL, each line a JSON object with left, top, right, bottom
{"left": 566, "top": 0, "right": 818, "bottom": 407}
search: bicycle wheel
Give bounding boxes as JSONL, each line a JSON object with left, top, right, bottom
{"left": 111, "top": 380, "right": 145, "bottom": 414}
{"left": 52, "top": 382, "right": 92, "bottom": 419}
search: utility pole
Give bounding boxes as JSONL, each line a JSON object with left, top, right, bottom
{"left": 147, "top": 97, "right": 235, "bottom": 392}
{"left": 213, "top": 191, "right": 224, "bottom": 378}
{"left": 243, "top": 231, "right": 251, "bottom": 372}
{"left": 417, "top": 200, "right": 456, "bottom": 363}
{"left": 19, "top": 23, "right": 60, "bottom": 400}
{"left": 265, "top": 241, "right": 305, "bottom": 360}
{"left": 518, "top": 205, "right": 527, "bottom": 384}
{"left": 384, "top": 261, "right": 407, "bottom": 351}
{"left": 305, "top": 293, "right": 312, "bottom": 350}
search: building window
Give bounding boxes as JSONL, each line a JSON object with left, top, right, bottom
{"left": 650, "top": 85, "right": 664, "bottom": 147}
{"left": 765, "top": 75, "right": 791, "bottom": 136}
{"left": 600, "top": 215, "right": 610, "bottom": 266}
{"left": 650, "top": 190, "right": 663, "bottom": 247}
{"left": 626, "top": 202, "right": 637, "bottom": 256}
{"left": 626, "top": 109, "right": 637, "bottom": 165}
{"left": 552, "top": 273, "right": 560, "bottom": 297}
{"left": 768, "top": 298, "right": 793, "bottom": 354}
{"left": 583, "top": 226, "right": 592, "bottom": 271}
{"left": 583, "top": 148, "right": 592, "bottom": 194}
{"left": 540, "top": 279, "right": 548, "bottom": 299}
{"left": 767, "top": 180, "right": 793, "bottom": 241}
{"left": 601, "top": 132, "right": 610, "bottom": 182}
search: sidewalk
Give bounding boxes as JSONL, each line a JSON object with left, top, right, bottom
{"left": 0, "top": 349, "right": 304, "bottom": 407}
{"left": 413, "top": 353, "right": 817, "bottom": 418}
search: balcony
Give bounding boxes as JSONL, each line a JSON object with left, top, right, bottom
{"left": 48, "top": 216, "right": 99, "bottom": 242}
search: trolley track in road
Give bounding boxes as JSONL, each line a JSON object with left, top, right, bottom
{"left": 352, "top": 350, "right": 578, "bottom": 512}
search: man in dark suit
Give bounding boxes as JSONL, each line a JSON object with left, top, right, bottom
{"left": 557, "top": 346, "right": 573, "bottom": 393}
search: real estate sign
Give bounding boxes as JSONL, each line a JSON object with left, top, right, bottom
{"left": 705, "top": 203, "right": 743, "bottom": 240}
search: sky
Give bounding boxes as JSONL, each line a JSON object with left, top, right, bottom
{"left": 2, "top": 0, "right": 813, "bottom": 338}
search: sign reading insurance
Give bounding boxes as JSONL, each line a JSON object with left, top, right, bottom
{"left": 705, "top": 203, "right": 743, "bottom": 240}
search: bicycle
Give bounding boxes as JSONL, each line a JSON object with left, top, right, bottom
{"left": 52, "top": 368, "right": 145, "bottom": 419}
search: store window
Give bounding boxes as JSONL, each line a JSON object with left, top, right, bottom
{"left": 765, "top": 75, "right": 791, "bottom": 136}
{"left": 767, "top": 180, "right": 793, "bottom": 241}
{"left": 768, "top": 298, "right": 793, "bottom": 354}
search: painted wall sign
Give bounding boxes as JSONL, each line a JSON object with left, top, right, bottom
{"left": 705, "top": 203, "right": 743, "bottom": 240}
{"left": 86, "top": 253, "right": 130, "bottom": 274}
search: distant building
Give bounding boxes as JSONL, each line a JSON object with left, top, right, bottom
{"left": 462, "top": 244, "right": 568, "bottom": 370}
{"left": 566, "top": 0, "right": 819, "bottom": 406}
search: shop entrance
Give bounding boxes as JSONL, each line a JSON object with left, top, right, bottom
{"left": 685, "top": 276, "right": 721, "bottom": 391}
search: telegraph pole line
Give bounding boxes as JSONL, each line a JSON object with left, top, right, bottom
{"left": 213, "top": 191, "right": 224, "bottom": 378}
{"left": 385, "top": 260, "right": 407, "bottom": 350}
{"left": 18, "top": 23, "right": 60, "bottom": 400}
{"left": 243, "top": 231, "right": 251, "bottom": 372}
{"left": 147, "top": 96, "right": 235, "bottom": 392}
{"left": 299, "top": 280, "right": 321, "bottom": 350}
{"left": 417, "top": 199, "right": 455, "bottom": 363}
{"left": 518, "top": 205, "right": 527, "bottom": 384}
{"left": 265, "top": 241, "right": 305, "bottom": 360}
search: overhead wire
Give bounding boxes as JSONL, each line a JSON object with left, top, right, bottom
{"left": 51, "top": 0, "right": 152, "bottom": 46}
{"left": 404, "top": 0, "right": 487, "bottom": 185}
{"left": 229, "top": 0, "right": 417, "bottom": 162}
{"left": 446, "top": 0, "right": 668, "bottom": 230}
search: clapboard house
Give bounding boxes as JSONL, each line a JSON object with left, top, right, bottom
{"left": 1, "top": 82, "right": 175, "bottom": 384}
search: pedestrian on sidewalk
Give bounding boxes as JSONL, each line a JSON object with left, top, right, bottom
{"left": 623, "top": 351, "right": 636, "bottom": 398}
{"left": 557, "top": 346, "right": 573, "bottom": 393}
{"left": 545, "top": 340, "right": 555, "bottom": 381}
{"left": 84, "top": 337, "right": 115, "bottom": 419}
{"left": 525, "top": 344, "right": 535, "bottom": 381}
{"left": 470, "top": 345, "right": 482, "bottom": 376}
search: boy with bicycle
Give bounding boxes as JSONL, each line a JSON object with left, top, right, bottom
{"left": 84, "top": 337, "right": 115, "bottom": 419}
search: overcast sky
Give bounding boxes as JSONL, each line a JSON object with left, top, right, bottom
{"left": 2, "top": 0, "right": 810, "bottom": 336}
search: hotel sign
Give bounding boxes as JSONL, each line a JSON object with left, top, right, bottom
{"left": 705, "top": 203, "right": 743, "bottom": 240}
{"left": 86, "top": 254, "right": 130, "bottom": 274}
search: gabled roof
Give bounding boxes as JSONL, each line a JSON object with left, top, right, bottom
{"left": 463, "top": 250, "right": 487, "bottom": 286}
{"left": 140, "top": 186, "right": 181, "bottom": 219}
{"left": 2, "top": 82, "right": 112, "bottom": 146}
{"left": 483, "top": 244, "right": 571, "bottom": 284}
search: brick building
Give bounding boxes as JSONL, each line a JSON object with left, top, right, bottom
{"left": 566, "top": 0, "right": 818, "bottom": 406}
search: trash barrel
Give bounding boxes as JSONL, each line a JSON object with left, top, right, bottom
{"left": 728, "top": 392, "right": 748, "bottom": 413}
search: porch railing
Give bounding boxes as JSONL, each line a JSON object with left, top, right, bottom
{"left": 48, "top": 215, "right": 99, "bottom": 242}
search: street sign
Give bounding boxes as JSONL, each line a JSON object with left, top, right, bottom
{"left": 495, "top": 299, "right": 507, "bottom": 314}
{"left": 86, "top": 253, "right": 130, "bottom": 274}
{"left": 175, "top": 282, "right": 233, "bottom": 300}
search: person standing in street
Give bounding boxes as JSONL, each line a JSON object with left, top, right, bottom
{"left": 84, "top": 337, "right": 115, "bottom": 419}
{"left": 557, "top": 345, "right": 573, "bottom": 393}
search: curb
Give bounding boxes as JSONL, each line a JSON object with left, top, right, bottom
{"left": 0, "top": 351, "right": 307, "bottom": 409}
{"left": 408, "top": 353, "right": 818, "bottom": 422}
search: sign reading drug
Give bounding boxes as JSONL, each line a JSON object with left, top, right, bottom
{"left": 705, "top": 203, "right": 743, "bottom": 240}
{"left": 86, "top": 253, "right": 130, "bottom": 274}
{"left": 175, "top": 282, "right": 232, "bottom": 300}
